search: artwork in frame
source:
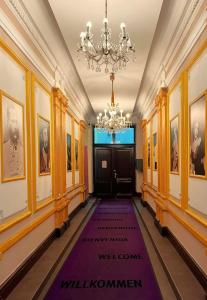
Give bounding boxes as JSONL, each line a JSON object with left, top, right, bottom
{"left": 153, "top": 132, "right": 158, "bottom": 170}
{"left": 189, "top": 95, "right": 206, "bottom": 177}
{"left": 170, "top": 115, "right": 179, "bottom": 173}
{"left": 67, "top": 133, "right": 72, "bottom": 171}
{"left": 75, "top": 139, "right": 79, "bottom": 170}
{"left": 38, "top": 115, "right": 50, "bottom": 175}
{"left": 1, "top": 91, "right": 25, "bottom": 182}
{"left": 147, "top": 138, "right": 150, "bottom": 168}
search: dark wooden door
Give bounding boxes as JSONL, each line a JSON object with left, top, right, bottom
{"left": 113, "top": 148, "right": 134, "bottom": 196}
{"left": 94, "top": 146, "right": 135, "bottom": 197}
{"left": 94, "top": 147, "right": 113, "bottom": 196}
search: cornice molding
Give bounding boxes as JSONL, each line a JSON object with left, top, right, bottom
{"left": 166, "top": 7, "right": 207, "bottom": 84}
{"left": 1, "top": 0, "right": 94, "bottom": 122}
{"left": 6, "top": 0, "right": 57, "bottom": 69}
{"left": 0, "top": 4, "right": 54, "bottom": 84}
{"left": 136, "top": 0, "right": 207, "bottom": 120}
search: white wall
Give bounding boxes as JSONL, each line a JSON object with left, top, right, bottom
{"left": 169, "top": 83, "right": 181, "bottom": 202}
{"left": 188, "top": 48, "right": 207, "bottom": 215}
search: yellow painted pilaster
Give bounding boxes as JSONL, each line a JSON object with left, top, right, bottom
{"left": 141, "top": 120, "right": 147, "bottom": 198}
{"left": 71, "top": 117, "right": 75, "bottom": 186}
{"left": 156, "top": 88, "right": 168, "bottom": 224}
{"left": 160, "top": 88, "right": 168, "bottom": 198}
{"left": 53, "top": 88, "right": 62, "bottom": 200}
{"left": 53, "top": 88, "right": 69, "bottom": 228}
{"left": 156, "top": 95, "right": 161, "bottom": 192}
{"left": 181, "top": 71, "right": 189, "bottom": 210}
{"left": 79, "top": 121, "right": 86, "bottom": 184}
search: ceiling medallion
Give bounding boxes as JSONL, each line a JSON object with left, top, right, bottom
{"left": 77, "top": 0, "right": 135, "bottom": 73}
{"left": 95, "top": 73, "right": 132, "bottom": 133}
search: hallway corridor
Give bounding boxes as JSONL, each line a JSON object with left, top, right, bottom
{"left": 0, "top": 1, "right": 207, "bottom": 299}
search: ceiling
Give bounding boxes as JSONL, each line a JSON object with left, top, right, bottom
{"left": 48, "top": 0, "right": 163, "bottom": 116}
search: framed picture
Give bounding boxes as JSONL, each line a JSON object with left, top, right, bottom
{"left": 189, "top": 95, "right": 206, "bottom": 177}
{"left": 147, "top": 138, "right": 150, "bottom": 168}
{"left": 0, "top": 91, "right": 25, "bottom": 182}
{"left": 75, "top": 139, "right": 79, "bottom": 170}
{"left": 67, "top": 133, "right": 72, "bottom": 171}
{"left": 38, "top": 115, "right": 50, "bottom": 175}
{"left": 153, "top": 132, "right": 158, "bottom": 170}
{"left": 170, "top": 115, "right": 179, "bottom": 174}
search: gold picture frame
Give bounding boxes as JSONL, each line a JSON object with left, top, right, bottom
{"left": 153, "top": 132, "right": 158, "bottom": 171}
{"left": 38, "top": 114, "right": 51, "bottom": 176}
{"left": 75, "top": 139, "right": 79, "bottom": 170}
{"left": 0, "top": 90, "right": 26, "bottom": 183}
{"left": 170, "top": 114, "right": 179, "bottom": 175}
{"left": 147, "top": 137, "right": 150, "bottom": 169}
{"left": 189, "top": 94, "right": 206, "bottom": 179}
{"left": 67, "top": 133, "right": 72, "bottom": 172}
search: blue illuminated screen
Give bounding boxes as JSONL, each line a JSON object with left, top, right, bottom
{"left": 94, "top": 128, "right": 135, "bottom": 144}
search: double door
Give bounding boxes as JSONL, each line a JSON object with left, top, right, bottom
{"left": 94, "top": 146, "right": 135, "bottom": 197}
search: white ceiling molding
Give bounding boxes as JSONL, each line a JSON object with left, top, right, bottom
{"left": 1, "top": 0, "right": 95, "bottom": 121}
{"left": 134, "top": 0, "right": 207, "bottom": 120}
{"left": 164, "top": 0, "right": 203, "bottom": 72}
{"left": 6, "top": 0, "right": 57, "bottom": 69}
{"left": 166, "top": 4, "right": 207, "bottom": 85}
{"left": 0, "top": 3, "right": 55, "bottom": 85}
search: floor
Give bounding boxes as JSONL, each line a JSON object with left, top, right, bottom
{"left": 133, "top": 199, "right": 206, "bottom": 300}
{"left": 5, "top": 198, "right": 206, "bottom": 300}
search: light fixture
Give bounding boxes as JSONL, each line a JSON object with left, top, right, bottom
{"left": 77, "top": 0, "right": 135, "bottom": 73}
{"left": 95, "top": 73, "right": 132, "bottom": 133}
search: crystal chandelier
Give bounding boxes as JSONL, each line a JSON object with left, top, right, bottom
{"left": 77, "top": 0, "right": 135, "bottom": 73}
{"left": 95, "top": 73, "right": 132, "bottom": 133}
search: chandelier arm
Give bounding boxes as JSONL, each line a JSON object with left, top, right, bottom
{"left": 89, "top": 52, "right": 104, "bottom": 63}
{"left": 86, "top": 39, "right": 98, "bottom": 54}
{"left": 109, "top": 52, "right": 122, "bottom": 63}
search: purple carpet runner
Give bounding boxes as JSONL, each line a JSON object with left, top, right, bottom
{"left": 45, "top": 199, "right": 162, "bottom": 300}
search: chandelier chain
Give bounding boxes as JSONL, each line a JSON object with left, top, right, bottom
{"left": 95, "top": 73, "right": 132, "bottom": 133}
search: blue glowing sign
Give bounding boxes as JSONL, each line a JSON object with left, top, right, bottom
{"left": 94, "top": 128, "right": 134, "bottom": 144}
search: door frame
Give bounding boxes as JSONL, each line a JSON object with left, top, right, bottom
{"left": 93, "top": 126, "right": 136, "bottom": 197}
{"left": 93, "top": 144, "right": 136, "bottom": 197}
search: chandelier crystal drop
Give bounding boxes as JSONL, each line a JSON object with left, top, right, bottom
{"left": 77, "top": 0, "right": 135, "bottom": 73}
{"left": 95, "top": 73, "right": 132, "bottom": 133}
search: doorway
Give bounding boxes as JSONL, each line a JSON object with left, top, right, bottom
{"left": 94, "top": 145, "right": 135, "bottom": 197}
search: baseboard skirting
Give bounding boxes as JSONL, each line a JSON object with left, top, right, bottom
{"left": 141, "top": 198, "right": 156, "bottom": 218}
{"left": 68, "top": 197, "right": 89, "bottom": 222}
{"left": 134, "top": 192, "right": 142, "bottom": 198}
{"left": 140, "top": 198, "right": 147, "bottom": 207}
{"left": 64, "top": 217, "right": 70, "bottom": 229}
{"left": 166, "top": 229, "right": 207, "bottom": 294}
{"left": 55, "top": 201, "right": 88, "bottom": 238}
{"left": 0, "top": 196, "right": 91, "bottom": 299}
{"left": 55, "top": 222, "right": 67, "bottom": 238}
{"left": 89, "top": 192, "right": 96, "bottom": 197}
{"left": 0, "top": 230, "right": 56, "bottom": 300}
{"left": 143, "top": 198, "right": 207, "bottom": 294}
{"left": 154, "top": 219, "right": 168, "bottom": 236}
